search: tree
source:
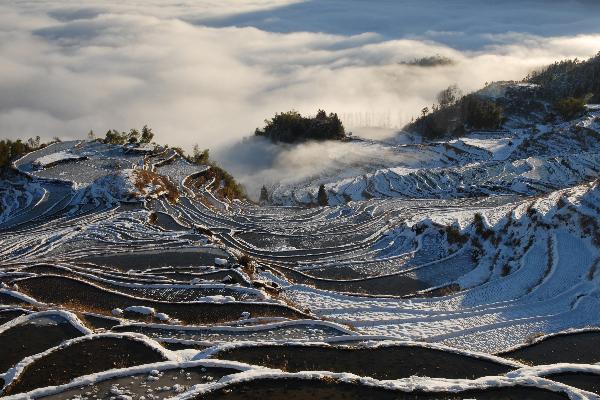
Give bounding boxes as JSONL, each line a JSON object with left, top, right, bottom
{"left": 317, "top": 184, "right": 328, "bottom": 206}
{"left": 192, "top": 145, "right": 210, "bottom": 164}
{"left": 104, "top": 129, "right": 127, "bottom": 145}
{"left": 128, "top": 128, "right": 140, "bottom": 144}
{"left": 437, "top": 85, "right": 461, "bottom": 109}
{"left": 259, "top": 185, "right": 269, "bottom": 204}
{"left": 27, "top": 136, "right": 40, "bottom": 149}
{"left": 1, "top": 137, "right": 48, "bottom": 169}
{"left": 140, "top": 125, "right": 154, "bottom": 144}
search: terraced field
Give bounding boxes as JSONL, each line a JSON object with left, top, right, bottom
{"left": 2, "top": 103, "right": 600, "bottom": 399}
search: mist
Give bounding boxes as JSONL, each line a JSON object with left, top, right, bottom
{"left": 1, "top": 1, "right": 600, "bottom": 196}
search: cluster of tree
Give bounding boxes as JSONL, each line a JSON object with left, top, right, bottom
{"left": 255, "top": 110, "right": 346, "bottom": 143}
{"left": 95, "top": 125, "right": 155, "bottom": 145}
{"left": 0, "top": 136, "right": 52, "bottom": 170}
{"left": 406, "top": 85, "right": 504, "bottom": 139}
{"left": 526, "top": 52, "right": 600, "bottom": 103}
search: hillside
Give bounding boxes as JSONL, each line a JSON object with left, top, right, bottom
{"left": 2, "top": 56, "right": 600, "bottom": 399}
{"left": 264, "top": 55, "right": 600, "bottom": 207}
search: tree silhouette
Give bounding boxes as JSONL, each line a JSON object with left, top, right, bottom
{"left": 140, "top": 125, "right": 154, "bottom": 144}
{"left": 259, "top": 185, "right": 269, "bottom": 204}
{"left": 317, "top": 184, "right": 328, "bottom": 206}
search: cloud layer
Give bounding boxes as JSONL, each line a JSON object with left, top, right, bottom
{"left": 1, "top": 1, "right": 600, "bottom": 195}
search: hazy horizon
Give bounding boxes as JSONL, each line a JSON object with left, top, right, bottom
{"left": 2, "top": 0, "right": 600, "bottom": 195}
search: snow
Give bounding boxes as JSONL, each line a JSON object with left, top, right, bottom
{"left": 174, "top": 370, "right": 593, "bottom": 400}
{"left": 1, "top": 359, "right": 252, "bottom": 400}
{"left": 214, "top": 258, "right": 228, "bottom": 266}
{"left": 156, "top": 312, "right": 170, "bottom": 321}
{"left": 460, "top": 135, "right": 523, "bottom": 161}
{"left": 82, "top": 169, "right": 139, "bottom": 204}
{"left": 239, "top": 311, "right": 251, "bottom": 320}
{"left": 124, "top": 306, "right": 157, "bottom": 316}
{"left": 195, "top": 339, "right": 524, "bottom": 369}
{"left": 0, "top": 288, "right": 45, "bottom": 307}
{"left": 0, "top": 310, "right": 92, "bottom": 336}
{"left": 1, "top": 333, "right": 176, "bottom": 391}
{"left": 3, "top": 104, "right": 600, "bottom": 398}
{"left": 193, "top": 295, "right": 236, "bottom": 303}
{"left": 33, "top": 151, "right": 85, "bottom": 168}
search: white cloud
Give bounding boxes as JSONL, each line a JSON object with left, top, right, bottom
{"left": 1, "top": 1, "right": 599, "bottom": 194}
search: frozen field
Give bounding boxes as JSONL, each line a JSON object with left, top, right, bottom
{"left": 2, "top": 103, "right": 600, "bottom": 398}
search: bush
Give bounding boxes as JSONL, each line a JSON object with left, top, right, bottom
{"left": 191, "top": 164, "right": 246, "bottom": 201}
{"left": 186, "top": 145, "right": 246, "bottom": 201}
{"left": 133, "top": 170, "right": 179, "bottom": 204}
{"left": 554, "top": 97, "right": 586, "bottom": 120}
{"left": 445, "top": 225, "right": 467, "bottom": 246}
{"left": 255, "top": 109, "right": 346, "bottom": 143}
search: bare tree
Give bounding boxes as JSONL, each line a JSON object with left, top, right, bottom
{"left": 437, "top": 85, "right": 462, "bottom": 109}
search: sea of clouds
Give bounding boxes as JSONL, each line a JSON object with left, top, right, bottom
{"left": 2, "top": 0, "right": 600, "bottom": 196}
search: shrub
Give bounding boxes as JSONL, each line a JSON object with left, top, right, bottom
{"left": 133, "top": 170, "right": 179, "bottom": 204}
{"left": 473, "top": 213, "right": 495, "bottom": 241}
{"left": 185, "top": 145, "right": 247, "bottom": 201}
{"left": 255, "top": 109, "right": 346, "bottom": 143}
{"left": 193, "top": 165, "right": 246, "bottom": 201}
{"left": 445, "top": 225, "right": 467, "bottom": 246}
{"left": 554, "top": 97, "right": 586, "bottom": 120}
{"left": 238, "top": 254, "right": 252, "bottom": 267}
